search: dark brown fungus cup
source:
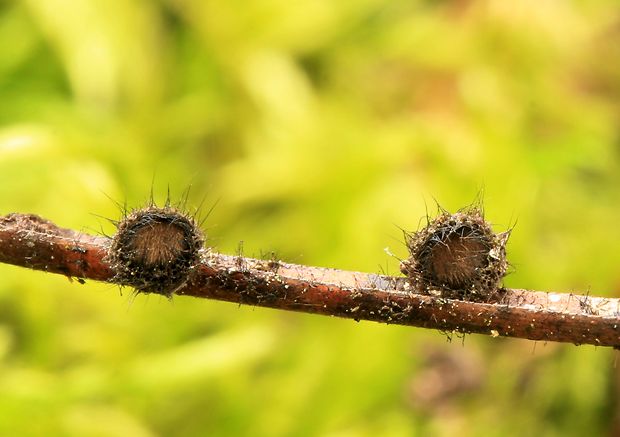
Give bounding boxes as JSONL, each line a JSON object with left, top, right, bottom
{"left": 400, "top": 207, "right": 510, "bottom": 302}
{"left": 107, "top": 206, "right": 204, "bottom": 297}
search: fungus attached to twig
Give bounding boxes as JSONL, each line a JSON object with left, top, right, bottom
{"left": 107, "top": 205, "right": 204, "bottom": 297}
{"left": 400, "top": 207, "right": 510, "bottom": 301}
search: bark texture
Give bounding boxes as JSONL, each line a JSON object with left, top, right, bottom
{"left": 0, "top": 213, "right": 618, "bottom": 348}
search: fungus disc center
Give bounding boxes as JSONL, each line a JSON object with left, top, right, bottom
{"left": 429, "top": 230, "right": 489, "bottom": 289}
{"left": 129, "top": 222, "right": 188, "bottom": 266}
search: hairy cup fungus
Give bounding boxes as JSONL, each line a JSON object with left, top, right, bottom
{"left": 400, "top": 207, "right": 510, "bottom": 301}
{"left": 107, "top": 205, "right": 204, "bottom": 297}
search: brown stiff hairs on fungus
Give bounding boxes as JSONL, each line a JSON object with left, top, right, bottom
{"left": 400, "top": 207, "right": 510, "bottom": 302}
{"left": 107, "top": 205, "right": 204, "bottom": 297}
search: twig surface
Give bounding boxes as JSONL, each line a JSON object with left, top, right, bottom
{"left": 1, "top": 213, "right": 619, "bottom": 347}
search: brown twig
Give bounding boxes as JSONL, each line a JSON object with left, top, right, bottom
{"left": 1, "top": 213, "right": 619, "bottom": 348}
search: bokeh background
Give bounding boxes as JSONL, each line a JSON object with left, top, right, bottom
{"left": 1, "top": 0, "right": 620, "bottom": 435}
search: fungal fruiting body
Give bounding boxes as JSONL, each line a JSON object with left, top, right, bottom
{"left": 400, "top": 207, "right": 510, "bottom": 302}
{"left": 107, "top": 205, "right": 204, "bottom": 297}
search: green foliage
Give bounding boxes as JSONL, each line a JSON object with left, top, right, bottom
{"left": 1, "top": 0, "right": 620, "bottom": 435}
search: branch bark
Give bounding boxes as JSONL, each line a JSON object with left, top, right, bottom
{"left": 1, "top": 213, "right": 619, "bottom": 348}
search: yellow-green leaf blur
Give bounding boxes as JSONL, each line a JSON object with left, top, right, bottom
{"left": 1, "top": 1, "right": 620, "bottom": 435}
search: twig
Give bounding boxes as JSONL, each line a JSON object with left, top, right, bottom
{"left": 1, "top": 213, "right": 619, "bottom": 348}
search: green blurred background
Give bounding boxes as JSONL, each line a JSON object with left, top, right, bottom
{"left": 1, "top": 0, "right": 620, "bottom": 435}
